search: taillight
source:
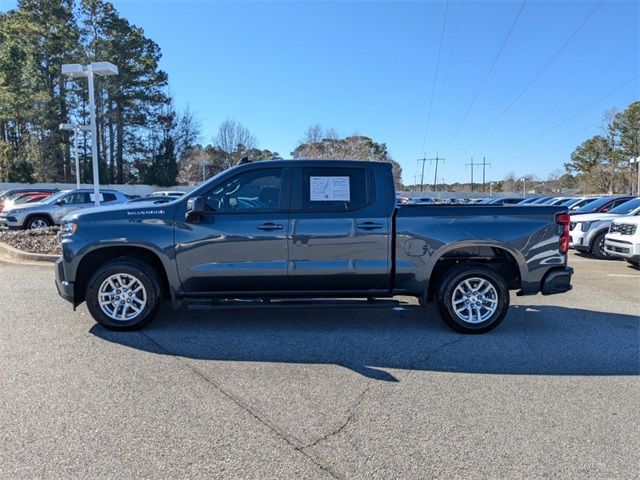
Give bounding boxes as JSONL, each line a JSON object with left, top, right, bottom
{"left": 556, "top": 213, "right": 570, "bottom": 254}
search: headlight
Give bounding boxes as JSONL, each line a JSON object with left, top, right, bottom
{"left": 580, "top": 221, "right": 594, "bottom": 232}
{"left": 60, "top": 220, "right": 78, "bottom": 234}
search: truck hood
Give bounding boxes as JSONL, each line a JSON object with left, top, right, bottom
{"left": 63, "top": 200, "right": 177, "bottom": 223}
{"left": 570, "top": 213, "right": 620, "bottom": 223}
{"left": 611, "top": 215, "right": 640, "bottom": 226}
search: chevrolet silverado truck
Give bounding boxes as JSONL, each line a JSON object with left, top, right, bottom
{"left": 55, "top": 160, "right": 573, "bottom": 333}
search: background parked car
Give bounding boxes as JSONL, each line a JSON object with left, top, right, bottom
{"left": 0, "top": 188, "right": 58, "bottom": 211}
{"left": 407, "top": 197, "right": 436, "bottom": 205}
{"left": 569, "top": 197, "right": 640, "bottom": 259}
{"left": 4, "top": 191, "right": 54, "bottom": 208}
{"left": 0, "top": 189, "right": 128, "bottom": 229}
{"left": 150, "top": 190, "right": 185, "bottom": 197}
{"left": 127, "top": 195, "right": 175, "bottom": 204}
{"left": 605, "top": 216, "right": 640, "bottom": 268}
{"left": 570, "top": 195, "right": 635, "bottom": 216}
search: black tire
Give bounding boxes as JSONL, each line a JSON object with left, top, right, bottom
{"left": 85, "top": 258, "right": 161, "bottom": 330}
{"left": 590, "top": 231, "right": 610, "bottom": 260}
{"left": 627, "top": 259, "right": 640, "bottom": 269}
{"left": 436, "top": 264, "right": 510, "bottom": 334}
{"left": 26, "top": 215, "right": 51, "bottom": 230}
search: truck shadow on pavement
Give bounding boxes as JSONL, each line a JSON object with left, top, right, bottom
{"left": 91, "top": 303, "right": 639, "bottom": 382}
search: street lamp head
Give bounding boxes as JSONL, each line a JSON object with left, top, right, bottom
{"left": 61, "top": 63, "right": 86, "bottom": 78}
{"left": 90, "top": 61, "right": 118, "bottom": 76}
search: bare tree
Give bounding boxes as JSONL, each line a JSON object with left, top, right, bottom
{"left": 174, "top": 107, "right": 202, "bottom": 161}
{"left": 214, "top": 118, "right": 258, "bottom": 167}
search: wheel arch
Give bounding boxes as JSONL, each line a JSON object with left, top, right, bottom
{"left": 74, "top": 245, "right": 171, "bottom": 304}
{"left": 425, "top": 241, "right": 526, "bottom": 301}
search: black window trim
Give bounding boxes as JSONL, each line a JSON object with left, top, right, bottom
{"left": 201, "top": 166, "right": 291, "bottom": 215}
{"left": 290, "top": 165, "right": 375, "bottom": 213}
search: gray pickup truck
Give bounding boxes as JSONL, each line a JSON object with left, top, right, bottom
{"left": 55, "top": 160, "right": 572, "bottom": 333}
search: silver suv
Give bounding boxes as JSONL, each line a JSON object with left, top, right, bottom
{"left": 0, "top": 189, "right": 127, "bottom": 229}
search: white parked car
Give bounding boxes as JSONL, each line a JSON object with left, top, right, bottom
{"left": 569, "top": 197, "right": 640, "bottom": 259}
{"left": 150, "top": 190, "right": 185, "bottom": 197}
{"left": 605, "top": 216, "right": 640, "bottom": 267}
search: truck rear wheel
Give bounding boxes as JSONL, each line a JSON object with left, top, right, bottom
{"left": 85, "top": 259, "right": 161, "bottom": 330}
{"left": 437, "top": 265, "right": 509, "bottom": 334}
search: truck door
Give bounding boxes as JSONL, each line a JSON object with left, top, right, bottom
{"left": 175, "top": 167, "right": 291, "bottom": 293}
{"left": 288, "top": 165, "right": 392, "bottom": 292}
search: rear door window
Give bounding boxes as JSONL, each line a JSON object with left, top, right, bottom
{"left": 301, "top": 167, "right": 373, "bottom": 212}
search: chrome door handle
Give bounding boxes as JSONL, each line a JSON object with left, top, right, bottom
{"left": 257, "top": 223, "right": 284, "bottom": 231}
{"left": 357, "top": 222, "right": 383, "bottom": 230}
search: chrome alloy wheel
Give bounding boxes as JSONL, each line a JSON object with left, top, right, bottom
{"left": 98, "top": 273, "right": 147, "bottom": 322}
{"left": 451, "top": 277, "right": 498, "bottom": 324}
{"left": 29, "top": 219, "right": 48, "bottom": 229}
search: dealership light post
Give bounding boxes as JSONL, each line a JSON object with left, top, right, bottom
{"left": 632, "top": 156, "right": 640, "bottom": 195}
{"left": 62, "top": 62, "right": 118, "bottom": 206}
{"left": 520, "top": 177, "right": 526, "bottom": 198}
{"left": 59, "top": 123, "right": 90, "bottom": 189}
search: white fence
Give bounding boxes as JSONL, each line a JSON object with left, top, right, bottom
{"left": 0, "top": 182, "right": 197, "bottom": 197}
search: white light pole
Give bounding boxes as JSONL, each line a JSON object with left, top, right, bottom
{"left": 631, "top": 156, "right": 640, "bottom": 196}
{"left": 520, "top": 177, "right": 526, "bottom": 198}
{"left": 489, "top": 182, "right": 494, "bottom": 197}
{"left": 201, "top": 160, "right": 210, "bottom": 182}
{"left": 60, "top": 123, "right": 90, "bottom": 189}
{"left": 62, "top": 62, "right": 118, "bottom": 206}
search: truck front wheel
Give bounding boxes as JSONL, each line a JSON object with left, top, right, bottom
{"left": 437, "top": 265, "right": 509, "bottom": 334}
{"left": 85, "top": 259, "right": 161, "bottom": 330}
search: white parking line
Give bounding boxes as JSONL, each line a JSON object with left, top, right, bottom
{"left": 606, "top": 274, "right": 640, "bottom": 278}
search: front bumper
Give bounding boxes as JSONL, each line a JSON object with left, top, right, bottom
{"left": 55, "top": 257, "right": 75, "bottom": 305}
{"left": 569, "top": 230, "right": 591, "bottom": 251}
{"left": 0, "top": 212, "right": 26, "bottom": 228}
{"left": 604, "top": 237, "right": 640, "bottom": 262}
{"left": 540, "top": 266, "right": 573, "bottom": 295}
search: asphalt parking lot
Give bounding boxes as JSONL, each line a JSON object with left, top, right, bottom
{"left": 1, "top": 252, "right": 638, "bottom": 479}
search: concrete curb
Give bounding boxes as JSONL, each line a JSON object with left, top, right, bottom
{"left": 0, "top": 242, "right": 58, "bottom": 264}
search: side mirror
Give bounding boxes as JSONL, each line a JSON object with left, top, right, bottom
{"left": 55, "top": 199, "right": 64, "bottom": 206}
{"left": 185, "top": 196, "right": 205, "bottom": 221}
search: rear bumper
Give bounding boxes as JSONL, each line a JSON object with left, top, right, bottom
{"left": 55, "top": 257, "right": 75, "bottom": 304}
{"left": 540, "top": 266, "right": 573, "bottom": 295}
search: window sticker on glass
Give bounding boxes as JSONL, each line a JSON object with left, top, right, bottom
{"left": 89, "top": 193, "right": 104, "bottom": 202}
{"left": 310, "top": 176, "right": 350, "bottom": 201}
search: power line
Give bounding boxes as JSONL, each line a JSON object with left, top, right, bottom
{"left": 454, "top": 0, "right": 606, "bottom": 157}
{"left": 441, "top": 0, "right": 528, "bottom": 154}
{"left": 419, "top": 0, "right": 450, "bottom": 156}
{"left": 493, "top": 73, "right": 640, "bottom": 167}
{"left": 491, "top": 46, "right": 638, "bottom": 162}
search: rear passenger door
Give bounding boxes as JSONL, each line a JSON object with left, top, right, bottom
{"left": 288, "top": 165, "right": 392, "bottom": 292}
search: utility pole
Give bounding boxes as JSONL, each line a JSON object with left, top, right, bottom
{"left": 413, "top": 174, "right": 420, "bottom": 190}
{"left": 481, "top": 156, "right": 492, "bottom": 192}
{"left": 631, "top": 156, "right": 640, "bottom": 195}
{"left": 425, "top": 155, "right": 445, "bottom": 192}
{"left": 416, "top": 157, "right": 427, "bottom": 191}
{"left": 465, "top": 157, "right": 479, "bottom": 192}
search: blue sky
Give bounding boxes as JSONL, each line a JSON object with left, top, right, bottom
{"left": 1, "top": 0, "right": 638, "bottom": 184}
